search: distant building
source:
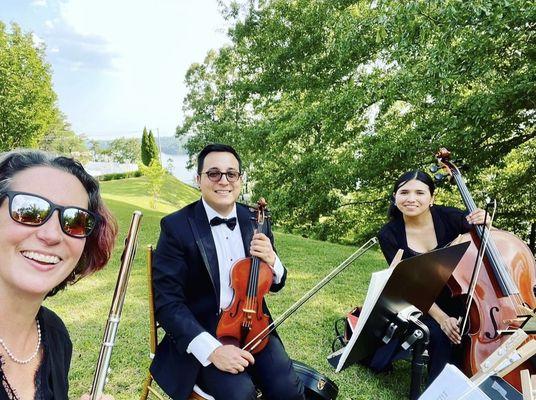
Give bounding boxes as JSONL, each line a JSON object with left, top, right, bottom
{"left": 84, "top": 161, "right": 138, "bottom": 177}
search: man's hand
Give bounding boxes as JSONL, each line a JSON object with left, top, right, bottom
{"left": 250, "top": 231, "right": 276, "bottom": 267}
{"left": 208, "top": 345, "right": 255, "bottom": 374}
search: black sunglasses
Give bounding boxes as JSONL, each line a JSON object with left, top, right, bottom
{"left": 202, "top": 169, "right": 242, "bottom": 182}
{"left": 3, "top": 191, "right": 98, "bottom": 238}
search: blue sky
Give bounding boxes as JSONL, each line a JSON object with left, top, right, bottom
{"left": 0, "top": 0, "right": 229, "bottom": 139}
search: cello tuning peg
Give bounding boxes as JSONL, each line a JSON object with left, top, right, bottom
{"left": 434, "top": 172, "right": 445, "bottom": 182}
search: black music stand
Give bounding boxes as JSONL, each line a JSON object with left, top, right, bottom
{"left": 327, "top": 242, "right": 470, "bottom": 399}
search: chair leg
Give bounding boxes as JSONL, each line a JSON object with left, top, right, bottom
{"left": 140, "top": 372, "right": 153, "bottom": 400}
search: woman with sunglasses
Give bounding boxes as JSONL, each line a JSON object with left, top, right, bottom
{"left": 0, "top": 150, "right": 117, "bottom": 400}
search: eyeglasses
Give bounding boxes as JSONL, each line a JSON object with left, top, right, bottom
{"left": 202, "top": 170, "right": 242, "bottom": 183}
{"left": 2, "top": 191, "right": 98, "bottom": 238}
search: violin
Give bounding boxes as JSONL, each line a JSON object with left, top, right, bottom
{"left": 216, "top": 198, "right": 273, "bottom": 354}
{"left": 436, "top": 148, "right": 536, "bottom": 390}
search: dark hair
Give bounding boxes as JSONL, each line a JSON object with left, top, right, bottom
{"left": 196, "top": 143, "right": 242, "bottom": 175}
{"left": 0, "top": 150, "right": 118, "bottom": 296}
{"left": 387, "top": 170, "right": 435, "bottom": 220}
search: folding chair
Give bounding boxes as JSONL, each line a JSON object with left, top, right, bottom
{"left": 140, "top": 245, "right": 215, "bottom": 400}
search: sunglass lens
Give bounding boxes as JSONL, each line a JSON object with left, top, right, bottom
{"left": 227, "top": 172, "right": 240, "bottom": 181}
{"left": 207, "top": 171, "right": 222, "bottom": 181}
{"left": 11, "top": 194, "right": 51, "bottom": 225}
{"left": 62, "top": 208, "right": 95, "bottom": 237}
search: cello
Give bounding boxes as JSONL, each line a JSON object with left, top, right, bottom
{"left": 436, "top": 148, "right": 536, "bottom": 390}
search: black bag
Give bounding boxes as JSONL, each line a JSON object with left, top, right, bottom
{"left": 293, "top": 360, "right": 338, "bottom": 400}
{"left": 332, "top": 306, "right": 361, "bottom": 352}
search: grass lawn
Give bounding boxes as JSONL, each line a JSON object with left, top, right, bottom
{"left": 45, "top": 175, "right": 412, "bottom": 400}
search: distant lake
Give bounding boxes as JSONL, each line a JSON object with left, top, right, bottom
{"left": 161, "top": 153, "right": 197, "bottom": 186}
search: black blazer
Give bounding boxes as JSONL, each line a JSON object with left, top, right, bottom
{"left": 150, "top": 200, "right": 287, "bottom": 400}
{"left": 0, "top": 307, "right": 72, "bottom": 400}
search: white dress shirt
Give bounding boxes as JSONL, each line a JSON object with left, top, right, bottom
{"left": 186, "top": 199, "right": 285, "bottom": 366}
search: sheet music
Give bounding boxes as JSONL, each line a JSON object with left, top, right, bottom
{"left": 334, "top": 268, "right": 394, "bottom": 372}
{"left": 418, "top": 364, "right": 491, "bottom": 400}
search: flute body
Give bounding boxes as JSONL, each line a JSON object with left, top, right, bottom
{"left": 90, "top": 211, "right": 143, "bottom": 399}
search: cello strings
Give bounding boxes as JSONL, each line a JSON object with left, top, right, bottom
{"left": 456, "top": 169, "right": 521, "bottom": 301}
{"left": 460, "top": 202, "right": 496, "bottom": 335}
{"left": 454, "top": 173, "right": 520, "bottom": 306}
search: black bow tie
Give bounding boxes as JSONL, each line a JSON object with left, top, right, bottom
{"left": 210, "top": 216, "right": 237, "bottom": 230}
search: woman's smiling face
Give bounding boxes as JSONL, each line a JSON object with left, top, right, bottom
{"left": 394, "top": 179, "right": 434, "bottom": 218}
{"left": 0, "top": 166, "right": 88, "bottom": 298}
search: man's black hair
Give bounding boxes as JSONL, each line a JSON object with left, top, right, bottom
{"left": 197, "top": 143, "right": 242, "bottom": 175}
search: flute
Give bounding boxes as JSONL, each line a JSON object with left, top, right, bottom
{"left": 90, "top": 211, "right": 143, "bottom": 400}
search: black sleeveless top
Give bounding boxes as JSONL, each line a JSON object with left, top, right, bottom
{"left": 378, "top": 205, "right": 472, "bottom": 315}
{"left": 0, "top": 307, "right": 72, "bottom": 400}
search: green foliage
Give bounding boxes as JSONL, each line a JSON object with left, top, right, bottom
{"left": 39, "top": 113, "right": 90, "bottom": 162}
{"left": 103, "top": 137, "right": 141, "bottom": 163}
{"left": 141, "top": 127, "right": 160, "bottom": 166}
{"left": 96, "top": 170, "right": 143, "bottom": 181}
{"left": 178, "top": 0, "right": 535, "bottom": 246}
{"left": 139, "top": 160, "right": 166, "bottom": 208}
{"left": 0, "top": 22, "right": 59, "bottom": 150}
{"left": 141, "top": 127, "right": 150, "bottom": 165}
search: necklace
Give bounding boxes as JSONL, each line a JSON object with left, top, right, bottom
{"left": 0, "top": 320, "right": 41, "bottom": 364}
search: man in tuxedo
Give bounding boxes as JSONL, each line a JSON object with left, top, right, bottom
{"left": 150, "top": 144, "right": 304, "bottom": 400}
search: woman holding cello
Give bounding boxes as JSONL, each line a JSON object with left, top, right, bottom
{"left": 377, "top": 169, "right": 487, "bottom": 382}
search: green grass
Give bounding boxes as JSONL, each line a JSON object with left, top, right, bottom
{"left": 45, "top": 175, "right": 412, "bottom": 399}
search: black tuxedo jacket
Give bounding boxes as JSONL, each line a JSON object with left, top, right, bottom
{"left": 150, "top": 200, "right": 287, "bottom": 400}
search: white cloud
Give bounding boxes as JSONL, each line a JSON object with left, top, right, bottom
{"left": 31, "top": 33, "right": 45, "bottom": 47}
{"left": 31, "top": 0, "right": 48, "bottom": 7}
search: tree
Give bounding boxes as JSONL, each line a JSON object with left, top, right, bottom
{"left": 148, "top": 130, "right": 160, "bottom": 164}
{"left": 39, "top": 113, "right": 90, "bottom": 162}
{"left": 141, "top": 127, "right": 160, "bottom": 166}
{"left": 141, "top": 127, "right": 150, "bottom": 165}
{"left": 178, "top": 0, "right": 535, "bottom": 244}
{"left": 0, "top": 22, "right": 59, "bottom": 150}
{"left": 88, "top": 139, "right": 101, "bottom": 160}
{"left": 139, "top": 160, "right": 166, "bottom": 208}
{"left": 106, "top": 137, "right": 141, "bottom": 163}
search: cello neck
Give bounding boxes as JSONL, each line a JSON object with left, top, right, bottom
{"left": 451, "top": 171, "right": 478, "bottom": 213}
{"left": 450, "top": 166, "right": 519, "bottom": 297}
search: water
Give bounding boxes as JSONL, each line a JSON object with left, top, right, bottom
{"left": 161, "top": 152, "right": 197, "bottom": 186}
